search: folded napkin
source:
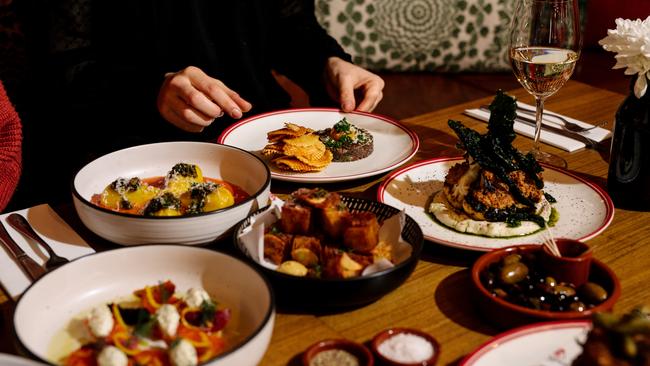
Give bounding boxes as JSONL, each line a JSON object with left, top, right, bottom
{"left": 0, "top": 204, "right": 95, "bottom": 299}
{"left": 464, "top": 102, "right": 612, "bottom": 152}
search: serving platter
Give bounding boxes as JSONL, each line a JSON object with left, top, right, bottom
{"left": 377, "top": 157, "right": 614, "bottom": 251}
{"left": 459, "top": 320, "right": 590, "bottom": 366}
{"left": 217, "top": 108, "right": 419, "bottom": 183}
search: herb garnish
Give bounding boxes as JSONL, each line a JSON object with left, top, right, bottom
{"left": 133, "top": 309, "right": 156, "bottom": 338}
{"left": 200, "top": 300, "right": 216, "bottom": 326}
{"left": 333, "top": 118, "right": 352, "bottom": 133}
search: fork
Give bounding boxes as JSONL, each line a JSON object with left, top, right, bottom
{"left": 516, "top": 105, "right": 608, "bottom": 133}
{"left": 6, "top": 213, "right": 70, "bottom": 270}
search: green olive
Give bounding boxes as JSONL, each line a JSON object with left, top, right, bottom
{"left": 503, "top": 254, "right": 522, "bottom": 265}
{"left": 580, "top": 282, "right": 608, "bottom": 303}
{"left": 569, "top": 301, "right": 586, "bottom": 312}
{"left": 493, "top": 288, "right": 508, "bottom": 298}
{"left": 499, "top": 262, "right": 529, "bottom": 284}
{"left": 554, "top": 285, "right": 576, "bottom": 297}
{"left": 545, "top": 276, "right": 557, "bottom": 287}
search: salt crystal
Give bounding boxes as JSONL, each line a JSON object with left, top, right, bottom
{"left": 377, "top": 333, "right": 434, "bottom": 363}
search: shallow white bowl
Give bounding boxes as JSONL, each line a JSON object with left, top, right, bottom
{"left": 14, "top": 245, "right": 275, "bottom": 366}
{"left": 72, "top": 142, "right": 271, "bottom": 245}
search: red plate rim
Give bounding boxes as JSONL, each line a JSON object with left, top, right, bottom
{"left": 459, "top": 319, "right": 591, "bottom": 365}
{"left": 377, "top": 157, "right": 615, "bottom": 251}
{"left": 217, "top": 108, "right": 419, "bottom": 182}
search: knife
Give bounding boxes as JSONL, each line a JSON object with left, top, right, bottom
{"left": 0, "top": 220, "right": 46, "bottom": 281}
{"left": 478, "top": 106, "right": 599, "bottom": 149}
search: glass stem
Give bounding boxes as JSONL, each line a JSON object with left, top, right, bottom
{"left": 532, "top": 96, "right": 546, "bottom": 153}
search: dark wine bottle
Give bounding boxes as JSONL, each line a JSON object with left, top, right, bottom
{"left": 607, "top": 77, "right": 650, "bottom": 211}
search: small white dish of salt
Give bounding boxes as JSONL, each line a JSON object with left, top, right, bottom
{"left": 371, "top": 328, "right": 439, "bottom": 365}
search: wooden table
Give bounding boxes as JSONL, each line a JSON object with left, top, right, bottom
{"left": 2, "top": 81, "right": 649, "bottom": 365}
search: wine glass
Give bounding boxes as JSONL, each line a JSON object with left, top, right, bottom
{"left": 509, "top": 0, "right": 581, "bottom": 168}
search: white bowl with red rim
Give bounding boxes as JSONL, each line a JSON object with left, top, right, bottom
{"left": 72, "top": 141, "right": 271, "bottom": 245}
{"left": 14, "top": 245, "right": 275, "bottom": 366}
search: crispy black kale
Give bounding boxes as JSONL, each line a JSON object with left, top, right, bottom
{"left": 143, "top": 192, "right": 180, "bottom": 216}
{"left": 448, "top": 90, "right": 544, "bottom": 208}
{"left": 185, "top": 182, "right": 219, "bottom": 215}
{"left": 109, "top": 177, "right": 141, "bottom": 194}
{"left": 169, "top": 163, "right": 198, "bottom": 178}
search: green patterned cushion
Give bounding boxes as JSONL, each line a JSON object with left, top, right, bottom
{"left": 316, "top": 0, "right": 516, "bottom": 72}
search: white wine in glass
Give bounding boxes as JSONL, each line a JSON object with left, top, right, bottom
{"left": 509, "top": 0, "right": 581, "bottom": 168}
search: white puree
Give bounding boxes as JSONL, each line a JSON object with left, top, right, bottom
{"left": 378, "top": 333, "right": 434, "bottom": 363}
{"left": 429, "top": 191, "right": 551, "bottom": 238}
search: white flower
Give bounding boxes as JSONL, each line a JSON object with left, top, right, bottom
{"left": 599, "top": 16, "right": 650, "bottom": 98}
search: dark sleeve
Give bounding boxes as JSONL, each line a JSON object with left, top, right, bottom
{"left": 270, "top": 0, "right": 352, "bottom": 103}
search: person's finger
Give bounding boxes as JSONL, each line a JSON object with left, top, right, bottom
{"left": 171, "top": 77, "right": 224, "bottom": 118}
{"left": 166, "top": 95, "right": 215, "bottom": 127}
{"left": 163, "top": 108, "right": 206, "bottom": 133}
{"left": 337, "top": 75, "right": 356, "bottom": 112}
{"left": 356, "top": 82, "right": 383, "bottom": 112}
{"left": 191, "top": 76, "right": 252, "bottom": 119}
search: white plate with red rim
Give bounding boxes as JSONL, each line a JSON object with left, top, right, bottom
{"left": 459, "top": 320, "right": 590, "bottom": 366}
{"left": 217, "top": 108, "right": 419, "bottom": 183}
{"left": 377, "top": 157, "right": 614, "bottom": 251}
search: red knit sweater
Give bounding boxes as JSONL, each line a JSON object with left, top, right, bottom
{"left": 0, "top": 80, "right": 22, "bottom": 211}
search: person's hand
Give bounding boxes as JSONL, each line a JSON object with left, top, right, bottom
{"left": 157, "top": 66, "right": 252, "bottom": 132}
{"left": 324, "top": 57, "right": 384, "bottom": 113}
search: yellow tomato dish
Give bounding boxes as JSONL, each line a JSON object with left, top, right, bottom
{"left": 59, "top": 281, "right": 231, "bottom": 366}
{"left": 90, "top": 163, "right": 249, "bottom": 216}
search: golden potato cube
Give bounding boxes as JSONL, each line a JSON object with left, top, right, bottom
{"left": 277, "top": 260, "right": 308, "bottom": 277}
{"left": 291, "top": 236, "right": 321, "bottom": 267}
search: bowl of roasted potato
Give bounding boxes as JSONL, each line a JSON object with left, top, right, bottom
{"left": 233, "top": 188, "right": 424, "bottom": 308}
{"left": 72, "top": 141, "right": 271, "bottom": 245}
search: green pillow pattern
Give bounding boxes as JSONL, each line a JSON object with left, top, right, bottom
{"left": 315, "top": 0, "right": 516, "bottom": 72}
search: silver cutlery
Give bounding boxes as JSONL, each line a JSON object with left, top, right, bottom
{"left": 479, "top": 106, "right": 599, "bottom": 149}
{"left": 7, "top": 213, "right": 69, "bottom": 270}
{"left": 0, "top": 220, "right": 46, "bottom": 281}
{"left": 515, "top": 105, "right": 608, "bottom": 133}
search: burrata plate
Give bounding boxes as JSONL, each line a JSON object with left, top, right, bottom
{"left": 377, "top": 157, "right": 614, "bottom": 251}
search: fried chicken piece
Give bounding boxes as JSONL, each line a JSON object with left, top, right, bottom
{"left": 264, "top": 231, "right": 293, "bottom": 265}
{"left": 342, "top": 211, "right": 380, "bottom": 253}
{"left": 280, "top": 201, "right": 312, "bottom": 234}
{"left": 320, "top": 203, "right": 350, "bottom": 239}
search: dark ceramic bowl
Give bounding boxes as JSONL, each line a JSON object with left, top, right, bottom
{"left": 302, "top": 339, "right": 374, "bottom": 366}
{"left": 233, "top": 196, "right": 424, "bottom": 309}
{"left": 371, "top": 328, "right": 440, "bottom": 366}
{"left": 471, "top": 244, "right": 621, "bottom": 329}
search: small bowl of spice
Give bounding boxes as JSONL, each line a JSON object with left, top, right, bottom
{"left": 302, "top": 339, "right": 374, "bottom": 366}
{"left": 371, "top": 328, "right": 439, "bottom": 366}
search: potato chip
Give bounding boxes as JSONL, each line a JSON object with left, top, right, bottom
{"left": 265, "top": 123, "right": 331, "bottom": 172}
{"left": 262, "top": 143, "right": 284, "bottom": 157}
{"left": 267, "top": 123, "right": 313, "bottom": 141}
{"left": 272, "top": 157, "right": 324, "bottom": 172}
{"left": 283, "top": 142, "right": 325, "bottom": 160}
{"left": 283, "top": 134, "right": 322, "bottom": 147}
{"left": 294, "top": 149, "right": 333, "bottom": 168}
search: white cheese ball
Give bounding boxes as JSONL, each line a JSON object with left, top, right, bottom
{"left": 185, "top": 287, "right": 211, "bottom": 308}
{"left": 88, "top": 305, "right": 114, "bottom": 338}
{"left": 170, "top": 338, "right": 198, "bottom": 366}
{"left": 156, "top": 304, "right": 180, "bottom": 338}
{"left": 97, "top": 346, "right": 128, "bottom": 366}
